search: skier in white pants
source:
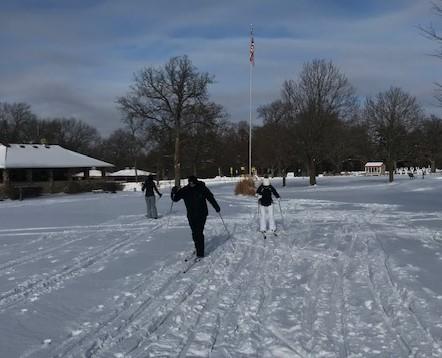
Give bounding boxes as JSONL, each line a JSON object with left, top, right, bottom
{"left": 256, "top": 176, "right": 280, "bottom": 234}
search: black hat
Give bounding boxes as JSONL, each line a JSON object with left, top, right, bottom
{"left": 188, "top": 175, "right": 198, "bottom": 184}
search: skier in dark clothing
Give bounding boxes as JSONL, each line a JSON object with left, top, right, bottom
{"left": 142, "top": 174, "right": 162, "bottom": 219}
{"left": 256, "top": 175, "right": 280, "bottom": 233}
{"left": 171, "top": 175, "right": 221, "bottom": 258}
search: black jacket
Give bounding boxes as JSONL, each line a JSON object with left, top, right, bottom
{"left": 142, "top": 179, "right": 161, "bottom": 197}
{"left": 171, "top": 181, "right": 220, "bottom": 218}
{"left": 256, "top": 184, "right": 280, "bottom": 206}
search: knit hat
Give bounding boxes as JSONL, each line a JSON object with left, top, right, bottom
{"left": 188, "top": 175, "right": 198, "bottom": 185}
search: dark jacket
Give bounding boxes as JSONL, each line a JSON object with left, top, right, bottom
{"left": 142, "top": 179, "right": 161, "bottom": 197}
{"left": 256, "top": 184, "right": 280, "bottom": 206}
{"left": 171, "top": 181, "right": 220, "bottom": 218}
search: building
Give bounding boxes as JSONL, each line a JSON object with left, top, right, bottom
{"left": 365, "top": 162, "right": 385, "bottom": 176}
{"left": 107, "top": 168, "right": 155, "bottom": 182}
{"left": 74, "top": 169, "right": 107, "bottom": 179}
{"left": 0, "top": 143, "right": 114, "bottom": 197}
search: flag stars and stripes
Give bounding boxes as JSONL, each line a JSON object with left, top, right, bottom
{"left": 249, "top": 27, "right": 255, "bottom": 66}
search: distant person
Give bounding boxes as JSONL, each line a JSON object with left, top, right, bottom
{"left": 256, "top": 175, "right": 280, "bottom": 236}
{"left": 142, "top": 174, "right": 162, "bottom": 219}
{"left": 171, "top": 176, "right": 220, "bottom": 259}
{"left": 422, "top": 167, "right": 426, "bottom": 179}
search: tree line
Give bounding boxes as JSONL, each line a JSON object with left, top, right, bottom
{"left": 1, "top": 56, "right": 442, "bottom": 185}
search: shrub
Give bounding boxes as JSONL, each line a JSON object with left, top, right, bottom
{"left": 234, "top": 177, "right": 256, "bottom": 196}
{"left": 64, "top": 181, "right": 89, "bottom": 194}
{"left": 94, "top": 181, "right": 123, "bottom": 193}
{"left": 64, "top": 180, "right": 123, "bottom": 194}
{"left": 1, "top": 186, "right": 42, "bottom": 200}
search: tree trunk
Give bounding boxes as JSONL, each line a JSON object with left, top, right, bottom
{"left": 388, "top": 159, "right": 394, "bottom": 182}
{"left": 49, "top": 170, "right": 54, "bottom": 193}
{"left": 431, "top": 160, "right": 436, "bottom": 173}
{"left": 308, "top": 158, "right": 316, "bottom": 185}
{"left": 174, "top": 130, "right": 181, "bottom": 187}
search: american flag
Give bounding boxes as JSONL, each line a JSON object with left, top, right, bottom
{"left": 249, "top": 27, "right": 255, "bottom": 66}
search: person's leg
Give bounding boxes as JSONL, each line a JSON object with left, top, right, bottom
{"left": 147, "top": 196, "right": 156, "bottom": 218}
{"left": 268, "top": 204, "right": 276, "bottom": 232}
{"left": 187, "top": 217, "right": 197, "bottom": 247}
{"left": 150, "top": 196, "right": 158, "bottom": 218}
{"left": 145, "top": 196, "right": 151, "bottom": 217}
{"left": 259, "top": 205, "right": 267, "bottom": 232}
{"left": 194, "top": 216, "right": 207, "bottom": 257}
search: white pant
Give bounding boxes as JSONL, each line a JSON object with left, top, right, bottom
{"left": 259, "top": 204, "right": 276, "bottom": 232}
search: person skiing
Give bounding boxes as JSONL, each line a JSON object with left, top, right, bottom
{"left": 256, "top": 175, "right": 280, "bottom": 236}
{"left": 171, "top": 175, "right": 220, "bottom": 259}
{"left": 142, "top": 174, "right": 162, "bottom": 219}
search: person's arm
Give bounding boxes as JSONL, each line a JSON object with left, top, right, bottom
{"left": 205, "top": 187, "right": 220, "bottom": 212}
{"left": 270, "top": 185, "right": 280, "bottom": 199}
{"left": 171, "top": 186, "right": 183, "bottom": 202}
{"left": 153, "top": 182, "right": 162, "bottom": 197}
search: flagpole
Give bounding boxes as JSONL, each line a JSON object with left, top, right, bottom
{"left": 249, "top": 25, "right": 253, "bottom": 177}
{"left": 249, "top": 55, "right": 252, "bottom": 176}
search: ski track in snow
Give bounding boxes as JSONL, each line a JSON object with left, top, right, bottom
{"left": 0, "top": 216, "right": 165, "bottom": 311}
{"left": 2, "top": 192, "right": 442, "bottom": 357}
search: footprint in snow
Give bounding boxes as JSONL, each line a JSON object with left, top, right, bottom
{"left": 364, "top": 300, "right": 373, "bottom": 310}
{"left": 71, "top": 330, "right": 82, "bottom": 337}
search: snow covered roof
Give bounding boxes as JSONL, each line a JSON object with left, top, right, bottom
{"left": 0, "top": 144, "right": 114, "bottom": 169}
{"left": 365, "top": 162, "right": 384, "bottom": 167}
{"left": 108, "top": 168, "right": 155, "bottom": 177}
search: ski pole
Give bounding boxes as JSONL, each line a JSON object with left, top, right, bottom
{"left": 166, "top": 200, "right": 174, "bottom": 228}
{"left": 218, "top": 212, "right": 235, "bottom": 251}
{"left": 278, "top": 199, "right": 286, "bottom": 230}
{"left": 218, "top": 212, "right": 230, "bottom": 237}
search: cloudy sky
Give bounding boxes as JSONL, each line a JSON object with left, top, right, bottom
{"left": 0, "top": 0, "right": 441, "bottom": 135}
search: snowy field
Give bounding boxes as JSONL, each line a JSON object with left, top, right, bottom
{"left": 1, "top": 175, "right": 442, "bottom": 357}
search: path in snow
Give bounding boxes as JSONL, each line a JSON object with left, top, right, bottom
{"left": 0, "top": 177, "right": 441, "bottom": 357}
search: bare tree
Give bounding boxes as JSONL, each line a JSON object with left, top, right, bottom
{"left": 421, "top": 1, "right": 442, "bottom": 105}
{"left": 0, "top": 102, "right": 37, "bottom": 143}
{"left": 182, "top": 102, "right": 225, "bottom": 176}
{"left": 117, "top": 56, "right": 215, "bottom": 186}
{"left": 420, "top": 115, "right": 442, "bottom": 172}
{"left": 365, "top": 87, "right": 422, "bottom": 182}
{"left": 48, "top": 118, "right": 100, "bottom": 154}
{"left": 121, "top": 116, "right": 149, "bottom": 182}
{"left": 98, "top": 129, "right": 143, "bottom": 170}
{"left": 283, "top": 59, "right": 356, "bottom": 185}
{"left": 256, "top": 100, "right": 297, "bottom": 176}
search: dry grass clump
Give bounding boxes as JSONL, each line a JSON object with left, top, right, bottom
{"left": 234, "top": 177, "right": 256, "bottom": 196}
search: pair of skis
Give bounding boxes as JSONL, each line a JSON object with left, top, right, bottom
{"left": 260, "top": 231, "right": 278, "bottom": 240}
{"left": 182, "top": 253, "right": 204, "bottom": 273}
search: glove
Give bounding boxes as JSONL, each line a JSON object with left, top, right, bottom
{"left": 256, "top": 194, "right": 262, "bottom": 199}
{"left": 159, "top": 193, "right": 163, "bottom": 198}
{"left": 277, "top": 197, "right": 281, "bottom": 202}
{"left": 216, "top": 207, "right": 221, "bottom": 213}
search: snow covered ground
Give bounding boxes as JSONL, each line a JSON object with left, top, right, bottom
{"left": 0, "top": 175, "right": 442, "bottom": 357}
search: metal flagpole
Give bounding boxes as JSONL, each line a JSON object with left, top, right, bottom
{"left": 249, "top": 24, "right": 254, "bottom": 177}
